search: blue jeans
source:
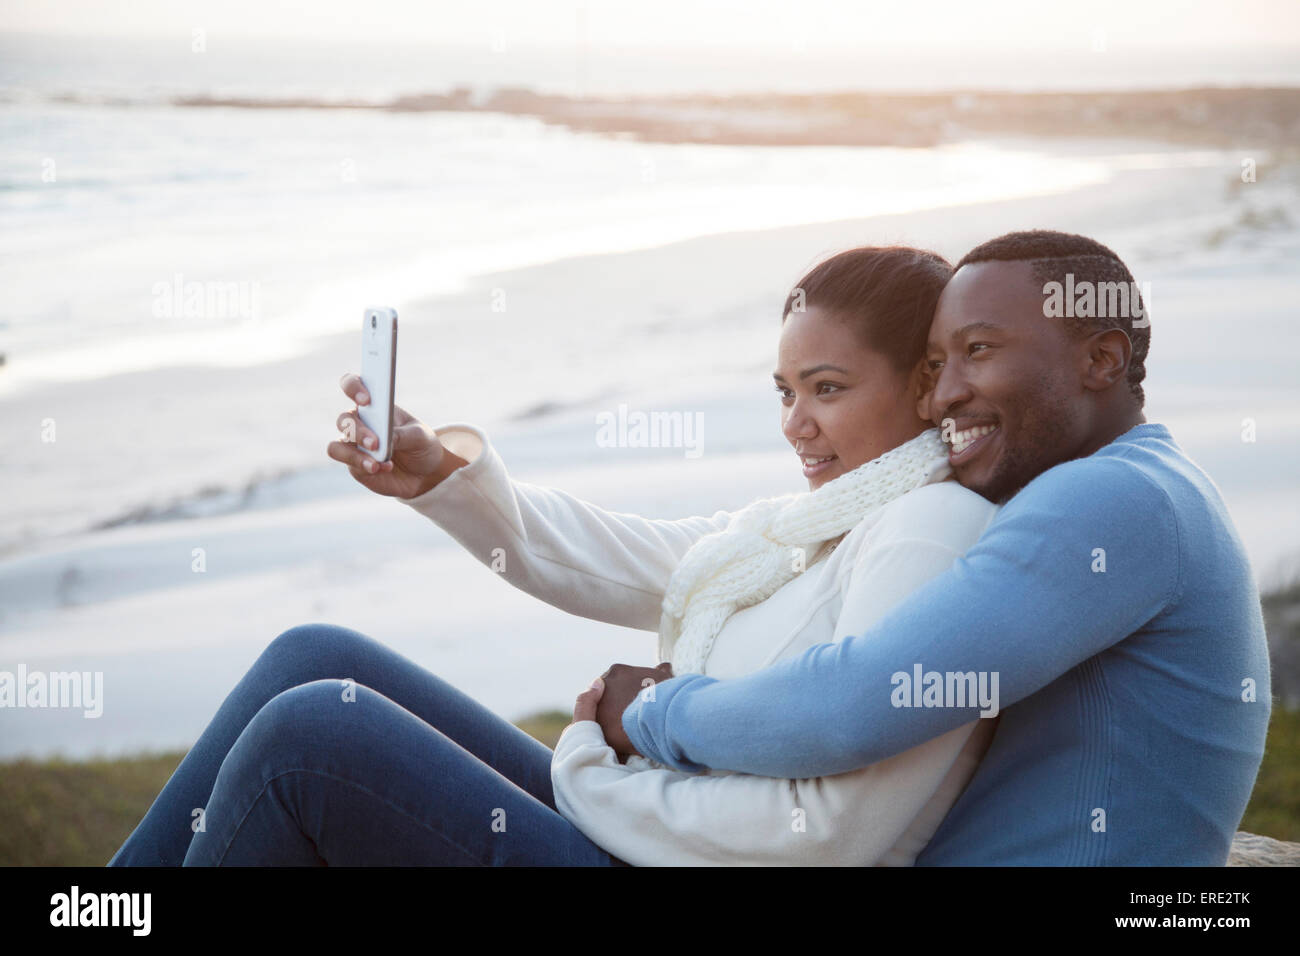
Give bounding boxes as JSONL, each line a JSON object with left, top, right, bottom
{"left": 107, "top": 623, "right": 630, "bottom": 866}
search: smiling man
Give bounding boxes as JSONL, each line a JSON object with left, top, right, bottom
{"left": 927, "top": 232, "right": 1153, "bottom": 506}
{"left": 610, "top": 230, "right": 1272, "bottom": 865}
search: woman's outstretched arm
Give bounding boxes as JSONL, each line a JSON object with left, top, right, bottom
{"left": 397, "top": 422, "right": 734, "bottom": 632}
{"left": 328, "top": 373, "right": 736, "bottom": 632}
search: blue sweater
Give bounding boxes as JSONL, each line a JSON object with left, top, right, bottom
{"left": 622, "top": 423, "right": 1272, "bottom": 865}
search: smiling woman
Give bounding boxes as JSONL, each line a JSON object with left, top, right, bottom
{"left": 774, "top": 246, "right": 954, "bottom": 490}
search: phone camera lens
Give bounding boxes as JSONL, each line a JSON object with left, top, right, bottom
{"left": 371, "top": 315, "right": 377, "bottom": 329}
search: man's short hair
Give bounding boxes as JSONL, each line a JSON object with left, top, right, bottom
{"left": 955, "top": 230, "right": 1149, "bottom": 406}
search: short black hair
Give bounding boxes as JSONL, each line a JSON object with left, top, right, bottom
{"left": 956, "top": 230, "right": 1149, "bottom": 406}
{"left": 782, "top": 246, "right": 954, "bottom": 373}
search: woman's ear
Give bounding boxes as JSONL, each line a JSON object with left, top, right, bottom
{"left": 910, "top": 358, "right": 936, "bottom": 424}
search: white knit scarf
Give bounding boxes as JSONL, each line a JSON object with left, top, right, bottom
{"left": 658, "top": 427, "right": 953, "bottom": 675}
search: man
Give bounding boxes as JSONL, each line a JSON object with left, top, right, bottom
{"left": 599, "top": 230, "right": 1272, "bottom": 865}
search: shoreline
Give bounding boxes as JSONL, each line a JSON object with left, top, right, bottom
{"left": 149, "top": 87, "right": 1300, "bottom": 150}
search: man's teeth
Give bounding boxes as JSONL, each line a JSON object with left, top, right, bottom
{"left": 802, "top": 455, "right": 835, "bottom": 465}
{"left": 949, "top": 425, "right": 997, "bottom": 454}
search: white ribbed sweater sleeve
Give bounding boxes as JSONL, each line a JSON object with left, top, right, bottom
{"left": 550, "top": 528, "right": 993, "bottom": 866}
{"left": 397, "top": 422, "right": 735, "bottom": 632}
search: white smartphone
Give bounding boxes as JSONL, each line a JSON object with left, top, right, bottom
{"left": 358, "top": 307, "right": 398, "bottom": 462}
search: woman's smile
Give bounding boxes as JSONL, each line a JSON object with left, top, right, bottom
{"left": 800, "top": 453, "right": 838, "bottom": 479}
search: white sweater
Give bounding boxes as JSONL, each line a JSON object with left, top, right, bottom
{"left": 400, "top": 422, "right": 1003, "bottom": 866}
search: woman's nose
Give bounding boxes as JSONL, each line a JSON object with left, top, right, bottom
{"left": 782, "top": 403, "right": 816, "bottom": 441}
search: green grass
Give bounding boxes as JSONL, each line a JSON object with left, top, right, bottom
{"left": 2, "top": 706, "right": 1295, "bottom": 866}
{"left": 0, "top": 710, "right": 574, "bottom": 867}
{"left": 1238, "top": 704, "right": 1300, "bottom": 841}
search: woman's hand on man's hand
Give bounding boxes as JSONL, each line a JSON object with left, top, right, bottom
{"left": 572, "top": 662, "right": 674, "bottom": 759}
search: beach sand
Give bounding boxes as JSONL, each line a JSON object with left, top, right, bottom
{"left": 2, "top": 142, "right": 1298, "bottom": 759}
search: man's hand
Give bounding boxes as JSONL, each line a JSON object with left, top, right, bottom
{"left": 593, "top": 662, "right": 674, "bottom": 759}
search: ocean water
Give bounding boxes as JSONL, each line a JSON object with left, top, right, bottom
{"left": 5, "top": 30, "right": 1298, "bottom": 396}
{"left": 0, "top": 99, "right": 1127, "bottom": 396}
{"left": 5, "top": 31, "right": 1294, "bottom": 398}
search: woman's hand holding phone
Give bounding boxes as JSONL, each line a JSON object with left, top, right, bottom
{"left": 329, "top": 373, "right": 456, "bottom": 499}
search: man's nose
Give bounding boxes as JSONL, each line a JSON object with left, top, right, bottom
{"left": 930, "top": 365, "right": 972, "bottom": 424}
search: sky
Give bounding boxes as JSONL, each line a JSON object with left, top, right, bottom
{"left": 3, "top": 0, "right": 1299, "bottom": 53}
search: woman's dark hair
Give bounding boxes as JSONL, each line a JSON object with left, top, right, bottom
{"left": 781, "top": 246, "right": 954, "bottom": 373}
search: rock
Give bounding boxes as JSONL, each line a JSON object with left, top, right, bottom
{"left": 1227, "top": 830, "right": 1300, "bottom": 866}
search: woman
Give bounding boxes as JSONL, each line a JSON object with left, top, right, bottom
{"left": 108, "top": 245, "right": 1000, "bottom": 867}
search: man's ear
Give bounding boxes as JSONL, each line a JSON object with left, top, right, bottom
{"left": 1081, "top": 328, "right": 1133, "bottom": 393}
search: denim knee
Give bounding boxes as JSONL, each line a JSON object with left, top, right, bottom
{"left": 255, "top": 622, "right": 376, "bottom": 678}
{"left": 267, "top": 621, "right": 361, "bottom": 658}
{"left": 231, "top": 678, "right": 368, "bottom": 773}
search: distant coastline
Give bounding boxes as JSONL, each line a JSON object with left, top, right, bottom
{"left": 156, "top": 86, "right": 1300, "bottom": 149}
